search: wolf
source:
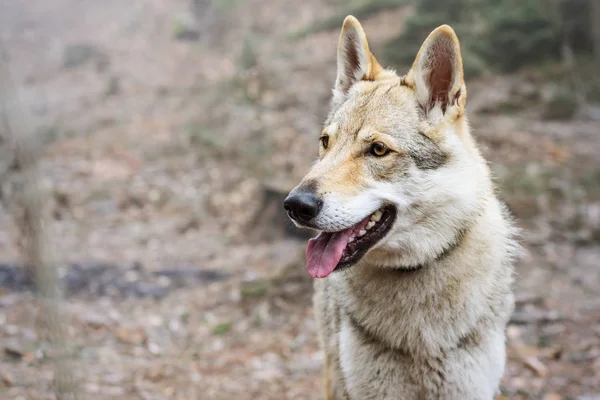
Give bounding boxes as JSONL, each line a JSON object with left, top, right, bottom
{"left": 283, "top": 16, "right": 519, "bottom": 400}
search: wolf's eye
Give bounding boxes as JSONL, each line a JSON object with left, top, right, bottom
{"left": 370, "top": 142, "right": 389, "bottom": 157}
{"left": 320, "top": 135, "right": 329, "bottom": 150}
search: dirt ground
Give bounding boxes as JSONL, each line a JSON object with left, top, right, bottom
{"left": 1, "top": 1, "right": 600, "bottom": 399}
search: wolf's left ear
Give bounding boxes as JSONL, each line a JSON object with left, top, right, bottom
{"left": 334, "top": 16, "right": 383, "bottom": 102}
{"left": 406, "top": 25, "right": 466, "bottom": 117}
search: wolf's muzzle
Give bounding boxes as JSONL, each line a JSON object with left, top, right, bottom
{"left": 284, "top": 190, "right": 323, "bottom": 225}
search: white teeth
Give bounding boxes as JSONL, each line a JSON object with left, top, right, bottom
{"left": 358, "top": 229, "right": 367, "bottom": 237}
{"left": 366, "top": 221, "right": 375, "bottom": 230}
{"left": 371, "top": 211, "right": 382, "bottom": 222}
{"left": 348, "top": 236, "right": 355, "bottom": 243}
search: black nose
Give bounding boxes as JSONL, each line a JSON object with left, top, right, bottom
{"left": 284, "top": 191, "right": 323, "bottom": 224}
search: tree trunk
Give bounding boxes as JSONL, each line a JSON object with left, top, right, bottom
{"left": 0, "top": 40, "right": 83, "bottom": 400}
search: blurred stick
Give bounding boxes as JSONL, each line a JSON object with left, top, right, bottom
{"left": 592, "top": 0, "right": 600, "bottom": 60}
{"left": 0, "top": 41, "right": 82, "bottom": 399}
{"left": 556, "top": 0, "right": 587, "bottom": 112}
{"left": 561, "top": 42, "right": 587, "bottom": 109}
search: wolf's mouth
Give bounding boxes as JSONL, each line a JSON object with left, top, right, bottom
{"left": 306, "top": 206, "right": 396, "bottom": 278}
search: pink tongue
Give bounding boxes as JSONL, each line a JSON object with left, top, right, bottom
{"left": 305, "top": 215, "right": 372, "bottom": 278}
{"left": 306, "top": 230, "right": 352, "bottom": 278}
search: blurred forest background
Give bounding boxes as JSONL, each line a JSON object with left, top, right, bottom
{"left": 0, "top": 0, "right": 599, "bottom": 399}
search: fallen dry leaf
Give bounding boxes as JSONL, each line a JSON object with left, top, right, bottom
{"left": 1, "top": 372, "right": 12, "bottom": 387}
{"left": 115, "top": 327, "right": 147, "bottom": 345}
{"left": 546, "top": 142, "right": 569, "bottom": 164}
{"left": 543, "top": 393, "right": 563, "bottom": 400}
{"left": 523, "top": 355, "right": 549, "bottom": 377}
{"left": 508, "top": 343, "right": 562, "bottom": 359}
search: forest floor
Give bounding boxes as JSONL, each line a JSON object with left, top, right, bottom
{"left": 1, "top": 1, "right": 599, "bottom": 399}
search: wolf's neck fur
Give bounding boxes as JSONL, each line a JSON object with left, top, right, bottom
{"left": 334, "top": 195, "right": 516, "bottom": 357}
{"left": 387, "top": 216, "right": 473, "bottom": 273}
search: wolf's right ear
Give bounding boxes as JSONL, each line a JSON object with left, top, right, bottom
{"left": 333, "top": 16, "right": 383, "bottom": 103}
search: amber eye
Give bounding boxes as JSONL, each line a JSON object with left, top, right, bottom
{"left": 320, "top": 135, "right": 329, "bottom": 150}
{"left": 370, "top": 142, "right": 389, "bottom": 157}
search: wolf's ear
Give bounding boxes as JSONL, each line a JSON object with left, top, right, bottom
{"left": 334, "top": 16, "right": 383, "bottom": 101}
{"left": 406, "top": 25, "right": 466, "bottom": 117}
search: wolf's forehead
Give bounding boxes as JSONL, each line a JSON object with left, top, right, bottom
{"left": 325, "top": 82, "right": 420, "bottom": 139}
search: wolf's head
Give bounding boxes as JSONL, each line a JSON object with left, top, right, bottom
{"left": 285, "top": 16, "right": 493, "bottom": 278}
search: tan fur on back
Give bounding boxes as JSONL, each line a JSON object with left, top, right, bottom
{"left": 289, "top": 16, "right": 519, "bottom": 399}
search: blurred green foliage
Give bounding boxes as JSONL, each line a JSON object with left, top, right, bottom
{"left": 542, "top": 86, "right": 580, "bottom": 120}
{"left": 383, "top": 0, "right": 595, "bottom": 77}
{"left": 216, "top": 0, "right": 240, "bottom": 10}
{"left": 296, "top": 0, "right": 596, "bottom": 77}
{"left": 289, "top": 0, "right": 409, "bottom": 38}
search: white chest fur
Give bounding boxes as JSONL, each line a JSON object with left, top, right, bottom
{"left": 337, "top": 310, "right": 507, "bottom": 400}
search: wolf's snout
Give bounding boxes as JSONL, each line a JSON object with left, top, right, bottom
{"left": 284, "top": 190, "right": 323, "bottom": 224}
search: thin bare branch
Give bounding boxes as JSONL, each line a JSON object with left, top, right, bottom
{"left": 0, "top": 39, "right": 83, "bottom": 400}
